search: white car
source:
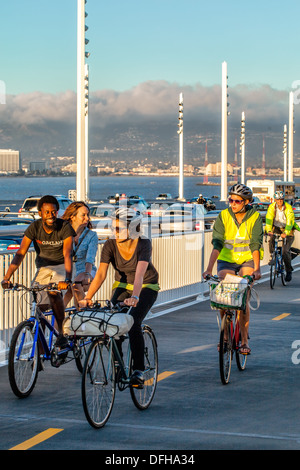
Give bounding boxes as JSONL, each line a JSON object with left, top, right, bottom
{"left": 18, "top": 195, "right": 72, "bottom": 219}
{"left": 159, "top": 204, "right": 207, "bottom": 233}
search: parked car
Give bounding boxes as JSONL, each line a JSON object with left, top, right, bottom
{"left": 18, "top": 195, "right": 72, "bottom": 218}
{"left": 0, "top": 236, "right": 23, "bottom": 252}
{"left": 159, "top": 204, "right": 207, "bottom": 233}
{"left": 0, "top": 217, "right": 33, "bottom": 226}
{"left": 156, "top": 193, "right": 173, "bottom": 200}
{"left": 189, "top": 197, "right": 216, "bottom": 211}
{"left": 89, "top": 204, "right": 116, "bottom": 219}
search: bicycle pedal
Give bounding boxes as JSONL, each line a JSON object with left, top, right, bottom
{"left": 131, "top": 383, "right": 144, "bottom": 389}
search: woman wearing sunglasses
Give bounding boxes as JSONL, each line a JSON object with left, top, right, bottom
{"left": 79, "top": 206, "right": 159, "bottom": 387}
{"left": 203, "top": 183, "right": 263, "bottom": 355}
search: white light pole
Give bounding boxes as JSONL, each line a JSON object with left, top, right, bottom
{"left": 85, "top": 64, "right": 90, "bottom": 200}
{"left": 77, "top": 0, "right": 90, "bottom": 201}
{"left": 221, "top": 61, "right": 228, "bottom": 201}
{"left": 240, "top": 112, "right": 245, "bottom": 184}
{"left": 283, "top": 124, "right": 288, "bottom": 182}
{"left": 288, "top": 91, "right": 294, "bottom": 182}
{"left": 177, "top": 93, "right": 184, "bottom": 200}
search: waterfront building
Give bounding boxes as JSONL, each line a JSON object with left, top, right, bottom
{"left": 0, "top": 149, "right": 20, "bottom": 172}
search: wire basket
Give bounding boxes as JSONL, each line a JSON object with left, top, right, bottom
{"left": 209, "top": 281, "right": 249, "bottom": 311}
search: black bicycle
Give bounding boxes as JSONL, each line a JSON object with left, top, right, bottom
{"left": 80, "top": 302, "right": 158, "bottom": 428}
{"left": 267, "top": 234, "right": 287, "bottom": 289}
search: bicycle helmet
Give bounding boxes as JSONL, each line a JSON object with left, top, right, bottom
{"left": 228, "top": 183, "right": 253, "bottom": 203}
{"left": 274, "top": 190, "right": 284, "bottom": 200}
{"left": 112, "top": 207, "right": 143, "bottom": 226}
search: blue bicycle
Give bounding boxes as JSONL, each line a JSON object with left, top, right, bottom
{"left": 7, "top": 283, "right": 91, "bottom": 398}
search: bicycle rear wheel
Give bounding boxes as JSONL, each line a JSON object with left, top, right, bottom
{"left": 8, "top": 320, "right": 39, "bottom": 398}
{"left": 219, "top": 314, "right": 232, "bottom": 385}
{"left": 130, "top": 325, "right": 158, "bottom": 410}
{"left": 81, "top": 339, "right": 116, "bottom": 428}
{"left": 73, "top": 337, "right": 91, "bottom": 373}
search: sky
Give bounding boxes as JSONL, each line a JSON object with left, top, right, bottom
{"left": 1, "top": 0, "right": 300, "bottom": 163}
{"left": 1, "top": 0, "right": 300, "bottom": 94}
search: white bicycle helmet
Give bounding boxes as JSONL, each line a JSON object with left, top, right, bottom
{"left": 228, "top": 183, "right": 253, "bottom": 203}
{"left": 112, "top": 206, "right": 143, "bottom": 226}
{"left": 274, "top": 190, "right": 284, "bottom": 200}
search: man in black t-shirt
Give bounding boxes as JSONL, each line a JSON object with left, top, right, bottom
{"left": 1, "top": 195, "right": 75, "bottom": 346}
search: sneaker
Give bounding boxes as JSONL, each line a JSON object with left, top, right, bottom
{"left": 268, "top": 257, "right": 275, "bottom": 266}
{"left": 285, "top": 272, "right": 292, "bottom": 282}
{"left": 130, "top": 370, "right": 144, "bottom": 388}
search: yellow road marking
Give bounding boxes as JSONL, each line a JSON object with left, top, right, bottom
{"left": 158, "top": 371, "right": 176, "bottom": 381}
{"left": 145, "top": 371, "right": 176, "bottom": 386}
{"left": 9, "top": 428, "right": 63, "bottom": 451}
{"left": 272, "top": 313, "right": 291, "bottom": 321}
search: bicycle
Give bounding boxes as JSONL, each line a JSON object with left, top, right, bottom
{"left": 7, "top": 283, "right": 91, "bottom": 398}
{"left": 267, "top": 233, "right": 287, "bottom": 289}
{"left": 205, "top": 274, "right": 254, "bottom": 385}
{"left": 76, "top": 301, "right": 158, "bottom": 428}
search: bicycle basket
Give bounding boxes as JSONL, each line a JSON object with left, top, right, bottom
{"left": 63, "top": 307, "right": 134, "bottom": 339}
{"left": 209, "top": 274, "right": 249, "bottom": 311}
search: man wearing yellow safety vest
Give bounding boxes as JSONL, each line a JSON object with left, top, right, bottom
{"left": 203, "top": 184, "right": 263, "bottom": 356}
{"left": 265, "top": 191, "right": 295, "bottom": 282}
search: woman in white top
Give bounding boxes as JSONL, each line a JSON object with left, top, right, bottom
{"left": 62, "top": 201, "right": 98, "bottom": 307}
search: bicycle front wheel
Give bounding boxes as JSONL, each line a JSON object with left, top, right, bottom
{"left": 280, "top": 259, "right": 287, "bottom": 286}
{"left": 130, "top": 325, "right": 158, "bottom": 410}
{"left": 270, "top": 256, "right": 276, "bottom": 289}
{"left": 219, "top": 314, "right": 232, "bottom": 385}
{"left": 8, "top": 320, "right": 40, "bottom": 398}
{"left": 81, "top": 339, "right": 116, "bottom": 428}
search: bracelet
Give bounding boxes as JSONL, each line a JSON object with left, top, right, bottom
{"left": 131, "top": 295, "right": 139, "bottom": 300}
{"left": 65, "top": 278, "right": 72, "bottom": 283}
{"left": 84, "top": 272, "right": 91, "bottom": 275}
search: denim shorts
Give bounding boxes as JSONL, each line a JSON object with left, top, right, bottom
{"left": 217, "top": 259, "right": 254, "bottom": 275}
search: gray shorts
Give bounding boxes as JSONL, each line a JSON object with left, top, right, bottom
{"left": 217, "top": 259, "right": 254, "bottom": 275}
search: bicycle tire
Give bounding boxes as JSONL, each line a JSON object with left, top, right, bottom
{"left": 130, "top": 325, "right": 158, "bottom": 410}
{"left": 8, "top": 320, "right": 40, "bottom": 398}
{"left": 280, "top": 255, "right": 287, "bottom": 286}
{"left": 81, "top": 339, "right": 116, "bottom": 428}
{"left": 235, "top": 329, "right": 247, "bottom": 371}
{"left": 270, "top": 255, "right": 276, "bottom": 289}
{"left": 219, "top": 314, "right": 232, "bottom": 385}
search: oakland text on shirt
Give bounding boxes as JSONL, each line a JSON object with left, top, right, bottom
{"left": 36, "top": 240, "right": 64, "bottom": 246}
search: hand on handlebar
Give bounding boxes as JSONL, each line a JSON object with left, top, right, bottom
{"left": 1, "top": 279, "right": 12, "bottom": 290}
{"left": 78, "top": 298, "right": 93, "bottom": 309}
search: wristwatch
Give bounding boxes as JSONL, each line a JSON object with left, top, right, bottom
{"left": 65, "top": 278, "right": 72, "bottom": 284}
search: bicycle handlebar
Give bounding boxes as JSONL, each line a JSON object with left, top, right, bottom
{"left": 3, "top": 282, "right": 62, "bottom": 293}
{"left": 203, "top": 274, "right": 255, "bottom": 284}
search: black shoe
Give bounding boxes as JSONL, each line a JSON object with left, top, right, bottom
{"left": 285, "top": 272, "right": 292, "bottom": 282}
{"left": 55, "top": 334, "right": 69, "bottom": 349}
{"left": 130, "top": 370, "right": 144, "bottom": 388}
{"left": 268, "top": 258, "right": 275, "bottom": 266}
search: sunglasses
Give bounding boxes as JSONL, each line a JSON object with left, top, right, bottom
{"left": 228, "top": 197, "right": 244, "bottom": 205}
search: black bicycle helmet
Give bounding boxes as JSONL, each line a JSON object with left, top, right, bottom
{"left": 228, "top": 183, "right": 253, "bottom": 203}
